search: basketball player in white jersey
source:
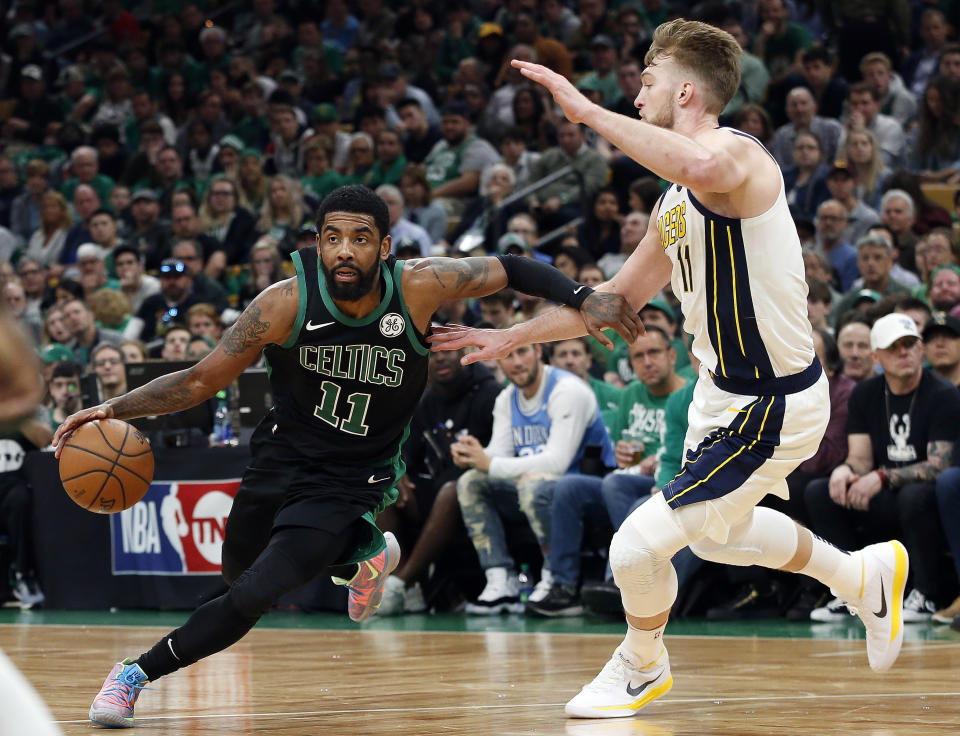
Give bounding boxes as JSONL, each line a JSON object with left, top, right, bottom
{"left": 430, "top": 19, "right": 909, "bottom": 718}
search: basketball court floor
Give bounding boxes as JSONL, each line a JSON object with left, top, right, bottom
{"left": 2, "top": 610, "right": 958, "bottom": 734}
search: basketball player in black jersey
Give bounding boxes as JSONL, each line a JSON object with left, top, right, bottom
{"left": 52, "top": 186, "right": 641, "bottom": 728}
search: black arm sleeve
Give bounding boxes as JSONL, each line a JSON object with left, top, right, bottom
{"left": 496, "top": 254, "right": 594, "bottom": 308}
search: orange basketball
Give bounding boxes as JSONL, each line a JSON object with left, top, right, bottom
{"left": 59, "top": 418, "right": 155, "bottom": 514}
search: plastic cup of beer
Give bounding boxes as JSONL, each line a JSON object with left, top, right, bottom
{"left": 621, "top": 430, "right": 645, "bottom": 466}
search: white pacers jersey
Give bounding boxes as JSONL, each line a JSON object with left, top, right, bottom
{"left": 655, "top": 130, "right": 814, "bottom": 384}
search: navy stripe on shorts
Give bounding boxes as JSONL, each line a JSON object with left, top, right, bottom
{"left": 661, "top": 394, "right": 786, "bottom": 509}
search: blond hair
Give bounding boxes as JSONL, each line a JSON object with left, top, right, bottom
{"left": 844, "top": 128, "right": 885, "bottom": 200}
{"left": 88, "top": 288, "right": 130, "bottom": 328}
{"left": 644, "top": 19, "right": 742, "bottom": 114}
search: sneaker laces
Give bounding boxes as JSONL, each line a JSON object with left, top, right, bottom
{"left": 99, "top": 670, "right": 149, "bottom": 709}
{"left": 585, "top": 651, "right": 632, "bottom": 691}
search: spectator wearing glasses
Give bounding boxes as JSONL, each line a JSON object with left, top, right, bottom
{"left": 90, "top": 343, "right": 127, "bottom": 401}
{"left": 135, "top": 259, "right": 199, "bottom": 342}
{"left": 197, "top": 175, "right": 257, "bottom": 277}
{"left": 112, "top": 244, "right": 159, "bottom": 313}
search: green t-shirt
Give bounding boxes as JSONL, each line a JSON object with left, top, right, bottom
{"left": 301, "top": 171, "right": 345, "bottom": 201}
{"left": 425, "top": 136, "right": 476, "bottom": 189}
{"left": 610, "top": 380, "right": 681, "bottom": 458}
{"left": 364, "top": 155, "right": 408, "bottom": 189}
{"left": 757, "top": 22, "right": 812, "bottom": 78}
{"left": 589, "top": 375, "right": 623, "bottom": 431}
{"left": 655, "top": 378, "right": 696, "bottom": 488}
{"left": 61, "top": 173, "right": 115, "bottom": 207}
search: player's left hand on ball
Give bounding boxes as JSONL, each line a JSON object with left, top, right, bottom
{"left": 53, "top": 404, "right": 114, "bottom": 457}
{"left": 580, "top": 292, "right": 643, "bottom": 349}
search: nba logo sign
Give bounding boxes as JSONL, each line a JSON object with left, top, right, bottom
{"left": 111, "top": 480, "right": 241, "bottom": 575}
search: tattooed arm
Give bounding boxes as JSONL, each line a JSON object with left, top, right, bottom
{"left": 427, "top": 202, "right": 671, "bottom": 362}
{"left": 403, "top": 254, "right": 642, "bottom": 348}
{"left": 53, "top": 278, "right": 299, "bottom": 453}
{"left": 886, "top": 440, "right": 954, "bottom": 487}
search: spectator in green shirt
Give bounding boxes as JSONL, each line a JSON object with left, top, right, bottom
{"left": 551, "top": 337, "right": 622, "bottom": 430}
{"left": 60, "top": 146, "right": 115, "bottom": 206}
{"left": 605, "top": 297, "right": 692, "bottom": 385}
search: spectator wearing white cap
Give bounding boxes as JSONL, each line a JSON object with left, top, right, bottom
{"left": 2, "top": 64, "right": 63, "bottom": 144}
{"left": 805, "top": 312, "right": 960, "bottom": 623}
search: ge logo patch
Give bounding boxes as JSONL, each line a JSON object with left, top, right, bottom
{"left": 380, "top": 312, "right": 404, "bottom": 337}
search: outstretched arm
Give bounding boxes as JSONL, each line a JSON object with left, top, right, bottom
{"left": 430, "top": 203, "right": 673, "bottom": 362}
{"left": 402, "top": 255, "right": 642, "bottom": 347}
{"left": 53, "top": 277, "right": 300, "bottom": 454}
{"left": 511, "top": 60, "right": 749, "bottom": 194}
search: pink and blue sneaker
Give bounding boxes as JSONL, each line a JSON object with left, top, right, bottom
{"left": 89, "top": 659, "right": 149, "bottom": 728}
{"left": 333, "top": 532, "right": 401, "bottom": 622}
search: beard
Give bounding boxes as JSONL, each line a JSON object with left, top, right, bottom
{"left": 643, "top": 101, "right": 676, "bottom": 129}
{"left": 320, "top": 258, "right": 381, "bottom": 301}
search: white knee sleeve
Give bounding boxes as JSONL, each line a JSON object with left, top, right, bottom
{"left": 688, "top": 506, "right": 799, "bottom": 569}
{"left": 608, "top": 493, "right": 692, "bottom": 617}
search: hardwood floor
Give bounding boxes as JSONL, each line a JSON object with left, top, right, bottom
{"left": 2, "top": 624, "right": 958, "bottom": 734}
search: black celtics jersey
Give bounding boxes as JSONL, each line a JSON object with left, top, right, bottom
{"left": 260, "top": 250, "right": 430, "bottom": 466}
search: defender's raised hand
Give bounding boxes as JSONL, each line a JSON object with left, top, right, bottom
{"left": 511, "top": 59, "right": 594, "bottom": 124}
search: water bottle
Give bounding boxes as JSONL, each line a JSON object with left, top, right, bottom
{"left": 518, "top": 563, "right": 533, "bottom": 603}
{"left": 211, "top": 390, "right": 233, "bottom": 446}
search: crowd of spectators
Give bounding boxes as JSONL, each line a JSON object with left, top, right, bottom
{"left": 3, "top": 0, "right": 960, "bottom": 628}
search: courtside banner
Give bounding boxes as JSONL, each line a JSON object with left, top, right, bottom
{"left": 110, "top": 480, "right": 241, "bottom": 575}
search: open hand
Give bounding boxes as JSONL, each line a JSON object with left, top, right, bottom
{"left": 511, "top": 60, "right": 594, "bottom": 125}
{"left": 428, "top": 324, "right": 514, "bottom": 365}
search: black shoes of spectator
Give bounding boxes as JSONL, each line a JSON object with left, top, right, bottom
{"left": 525, "top": 583, "right": 584, "bottom": 617}
{"left": 706, "top": 580, "right": 781, "bottom": 620}
{"left": 581, "top": 581, "right": 624, "bottom": 618}
{"left": 784, "top": 584, "right": 832, "bottom": 621}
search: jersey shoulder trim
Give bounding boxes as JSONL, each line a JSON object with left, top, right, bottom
{"left": 280, "top": 249, "right": 308, "bottom": 349}
{"left": 392, "top": 260, "right": 430, "bottom": 355}
{"left": 721, "top": 127, "right": 778, "bottom": 165}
